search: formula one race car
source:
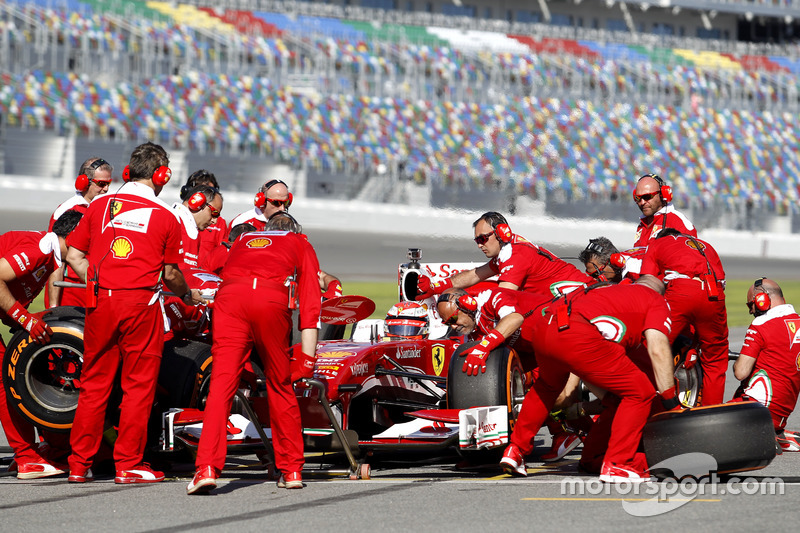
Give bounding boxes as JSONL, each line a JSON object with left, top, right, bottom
{"left": 1, "top": 249, "right": 777, "bottom": 478}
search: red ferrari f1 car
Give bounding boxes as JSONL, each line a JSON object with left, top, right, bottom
{"left": 1, "top": 249, "right": 777, "bottom": 478}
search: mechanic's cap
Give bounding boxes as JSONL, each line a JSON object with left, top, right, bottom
{"left": 384, "top": 301, "right": 429, "bottom": 340}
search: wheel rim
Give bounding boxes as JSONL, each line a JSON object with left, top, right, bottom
{"left": 23, "top": 343, "right": 83, "bottom": 413}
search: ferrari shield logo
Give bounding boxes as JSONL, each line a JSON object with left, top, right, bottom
{"left": 432, "top": 345, "right": 446, "bottom": 376}
{"left": 110, "top": 200, "right": 122, "bottom": 218}
{"left": 785, "top": 318, "right": 800, "bottom": 347}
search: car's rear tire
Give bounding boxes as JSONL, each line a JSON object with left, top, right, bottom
{"left": 643, "top": 402, "right": 777, "bottom": 476}
{"left": 447, "top": 341, "right": 526, "bottom": 461}
{"left": 3, "top": 316, "right": 85, "bottom": 433}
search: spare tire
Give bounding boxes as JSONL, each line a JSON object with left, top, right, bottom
{"left": 643, "top": 402, "right": 776, "bottom": 476}
{"left": 3, "top": 314, "right": 85, "bottom": 432}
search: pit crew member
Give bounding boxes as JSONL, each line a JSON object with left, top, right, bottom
{"left": 500, "top": 276, "right": 676, "bottom": 483}
{"left": 633, "top": 173, "right": 696, "bottom": 247}
{"left": 640, "top": 228, "right": 728, "bottom": 405}
{"left": 416, "top": 211, "right": 592, "bottom": 299}
{"left": 172, "top": 185, "right": 223, "bottom": 269}
{"left": 227, "top": 179, "right": 291, "bottom": 232}
{"left": 47, "top": 157, "right": 113, "bottom": 306}
{"left": 0, "top": 210, "right": 83, "bottom": 479}
{"left": 179, "top": 169, "right": 228, "bottom": 257}
{"left": 66, "top": 142, "right": 204, "bottom": 484}
{"left": 201, "top": 222, "right": 256, "bottom": 275}
{"left": 188, "top": 212, "right": 321, "bottom": 495}
{"left": 578, "top": 237, "right": 621, "bottom": 283}
{"left": 733, "top": 278, "right": 800, "bottom": 451}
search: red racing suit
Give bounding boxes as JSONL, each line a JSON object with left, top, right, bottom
{"left": 228, "top": 208, "right": 267, "bottom": 232}
{"left": 490, "top": 236, "right": 593, "bottom": 297}
{"left": 195, "top": 231, "right": 321, "bottom": 475}
{"left": 67, "top": 181, "right": 183, "bottom": 473}
{"left": 173, "top": 203, "right": 201, "bottom": 270}
{"left": 48, "top": 195, "right": 91, "bottom": 307}
{"left": 509, "top": 284, "right": 671, "bottom": 470}
{"left": 640, "top": 233, "right": 728, "bottom": 405}
{"left": 163, "top": 268, "right": 221, "bottom": 340}
{"left": 634, "top": 204, "right": 696, "bottom": 247}
{"left": 199, "top": 216, "right": 227, "bottom": 258}
{"left": 0, "top": 231, "right": 65, "bottom": 464}
{"left": 200, "top": 242, "right": 230, "bottom": 275}
{"left": 738, "top": 304, "right": 800, "bottom": 431}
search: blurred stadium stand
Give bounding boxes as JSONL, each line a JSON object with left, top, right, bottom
{"left": 1, "top": 0, "right": 800, "bottom": 232}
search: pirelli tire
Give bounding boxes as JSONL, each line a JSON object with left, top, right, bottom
{"left": 157, "top": 339, "right": 213, "bottom": 410}
{"left": 2, "top": 307, "right": 86, "bottom": 433}
{"left": 447, "top": 341, "right": 526, "bottom": 459}
{"left": 643, "top": 402, "right": 777, "bottom": 477}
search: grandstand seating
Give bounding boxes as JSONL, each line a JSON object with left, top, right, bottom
{"left": 0, "top": 0, "right": 799, "bottom": 211}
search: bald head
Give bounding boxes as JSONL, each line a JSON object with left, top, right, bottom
{"left": 436, "top": 288, "right": 476, "bottom": 336}
{"left": 633, "top": 175, "right": 666, "bottom": 217}
{"left": 635, "top": 274, "right": 666, "bottom": 295}
{"left": 747, "top": 278, "right": 785, "bottom": 315}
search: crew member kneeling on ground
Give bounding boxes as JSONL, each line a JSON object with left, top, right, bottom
{"left": 66, "top": 142, "right": 204, "bottom": 484}
{"left": 734, "top": 278, "right": 800, "bottom": 452}
{"left": 188, "top": 212, "right": 321, "bottom": 495}
{"left": 0, "top": 210, "right": 83, "bottom": 479}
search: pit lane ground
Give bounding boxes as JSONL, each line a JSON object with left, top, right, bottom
{"left": 1, "top": 211, "right": 800, "bottom": 531}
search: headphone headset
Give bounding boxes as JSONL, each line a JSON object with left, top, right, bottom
{"left": 635, "top": 173, "right": 673, "bottom": 204}
{"left": 75, "top": 158, "right": 110, "bottom": 192}
{"left": 122, "top": 164, "right": 171, "bottom": 186}
{"left": 753, "top": 277, "right": 771, "bottom": 314}
{"left": 180, "top": 169, "right": 217, "bottom": 200}
{"left": 187, "top": 189, "right": 212, "bottom": 212}
{"left": 494, "top": 222, "right": 513, "bottom": 243}
{"left": 254, "top": 179, "right": 293, "bottom": 210}
{"left": 436, "top": 292, "right": 478, "bottom": 316}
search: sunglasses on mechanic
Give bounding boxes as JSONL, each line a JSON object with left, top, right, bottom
{"left": 92, "top": 179, "right": 111, "bottom": 188}
{"left": 267, "top": 198, "right": 291, "bottom": 209}
{"left": 633, "top": 191, "right": 660, "bottom": 203}
{"left": 474, "top": 232, "right": 495, "bottom": 245}
{"left": 207, "top": 204, "right": 221, "bottom": 217}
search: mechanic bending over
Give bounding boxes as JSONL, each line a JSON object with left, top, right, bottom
{"left": 66, "top": 142, "right": 206, "bottom": 485}
{"left": 436, "top": 287, "right": 593, "bottom": 461}
{"left": 632, "top": 173, "right": 696, "bottom": 247}
{"left": 47, "top": 156, "right": 113, "bottom": 307}
{"left": 416, "top": 211, "right": 593, "bottom": 299}
{"left": 188, "top": 212, "right": 321, "bottom": 495}
{"left": 171, "top": 185, "right": 224, "bottom": 270}
{"left": 202, "top": 222, "right": 257, "bottom": 275}
{"left": 734, "top": 278, "right": 800, "bottom": 452}
{"left": 179, "top": 169, "right": 228, "bottom": 258}
{"left": 639, "top": 228, "right": 728, "bottom": 405}
{"left": 500, "top": 275, "right": 677, "bottom": 483}
{"left": 0, "top": 210, "right": 83, "bottom": 479}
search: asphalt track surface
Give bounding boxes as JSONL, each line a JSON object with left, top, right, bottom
{"left": 1, "top": 210, "right": 800, "bottom": 531}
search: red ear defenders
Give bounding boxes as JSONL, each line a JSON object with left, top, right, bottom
{"left": 122, "top": 165, "right": 171, "bottom": 186}
{"left": 187, "top": 190, "right": 209, "bottom": 212}
{"left": 254, "top": 179, "right": 293, "bottom": 209}
{"left": 634, "top": 173, "right": 672, "bottom": 203}
{"left": 436, "top": 292, "right": 478, "bottom": 316}
{"left": 753, "top": 277, "right": 771, "bottom": 312}
{"left": 494, "top": 223, "right": 513, "bottom": 243}
{"left": 75, "top": 159, "right": 110, "bottom": 192}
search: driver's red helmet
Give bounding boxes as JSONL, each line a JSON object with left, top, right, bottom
{"left": 384, "top": 301, "right": 429, "bottom": 340}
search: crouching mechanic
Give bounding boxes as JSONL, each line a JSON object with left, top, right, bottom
{"left": 734, "top": 278, "right": 800, "bottom": 452}
{"left": 436, "top": 287, "right": 591, "bottom": 461}
{"left": 500, "top": 276, "right": 676, "bottom": 483}
{"left": 0, "top": 210, "right": 83, "bottom": 479}
{"left": 188, "top": 212, "right": 321, "bottom": 495}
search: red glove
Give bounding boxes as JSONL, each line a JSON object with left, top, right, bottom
{"left": 291, "top": 351, "right": 316, "bottom": 382}
{"left": 462, "top": 329, "right": 505, "bottom": 376}
{"left": 659, "top": 386, "right": 682, "bottom": 411}
{"left": 322, "top": 279, "right": 343, "bottom": 300}
{"left": 683, "top": 348, "right": 698, "bottom": 370}
{"left": 8, "top": 301, "right": 52, "bottom": 344}
{"left": 415, "top": 275, "right": 452, "bottom": 301}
